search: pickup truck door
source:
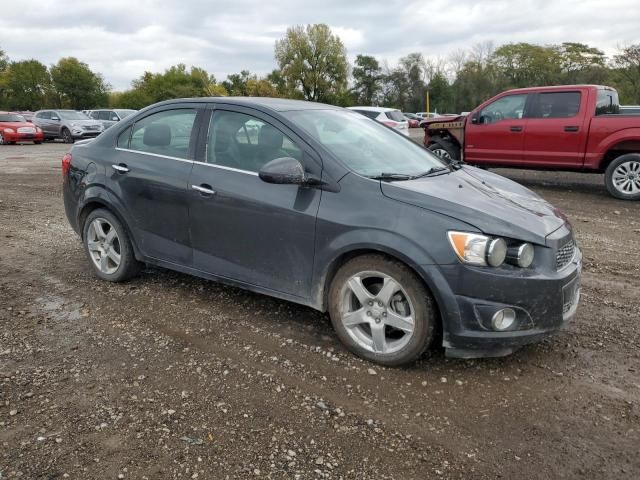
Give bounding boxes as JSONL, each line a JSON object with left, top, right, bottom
{"left": 464, "top": 93, "right": 529, "bottom": 165}
{"left": 522, "top": 91, "right": 589, "bottom": 167}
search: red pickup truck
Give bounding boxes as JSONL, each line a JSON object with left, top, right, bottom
{"left": 422, "top": 85, "right": 640, "bottom": 200}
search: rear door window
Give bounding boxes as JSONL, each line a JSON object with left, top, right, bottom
{"left": 129, "top": 109, "right": 197, "bottom": 159}
{"left": 385, "top": 111, "right": 406, "bottom": 122}
{"left": 531, "top": 92, "right": 581, "bottom": 118}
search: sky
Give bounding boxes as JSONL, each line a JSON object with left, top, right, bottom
{"left": 1, "top": 0, "right": 638, "bottom": 91}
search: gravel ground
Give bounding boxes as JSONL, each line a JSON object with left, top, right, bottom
{"left": 1, "top": 141, "right": 639, "bottom": 479}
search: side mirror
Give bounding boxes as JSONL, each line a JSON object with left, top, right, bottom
{"left": 51, "top": 116, "right": 60, "bottom": 121}
{"left": 112, "top": 117, "right": 119, "bottom": 121}
{"left": 259, "top": 157, "right": 306, "bottom": 185}
{"left": 471, "top": 115, "right": 479, "bottom": 124}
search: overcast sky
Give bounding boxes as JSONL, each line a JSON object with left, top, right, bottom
{"left": 1, "top": 0, "right": 638, "bottom": 91}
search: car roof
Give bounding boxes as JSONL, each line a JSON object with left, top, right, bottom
{"left": 150, "top": 97, "right": 341, "bottom": 113}
{"left": 347, "top": 106, "right": 398, "bottom": 112}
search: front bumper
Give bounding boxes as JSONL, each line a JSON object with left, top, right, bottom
{"left": 2, "top": 131, "right": 44, "bottom": 142}
{"left": 422, "top": 245, "right": 582, "bottom": 358}
{"left": 71, "top": 129, "right": 102, "bottom": 139}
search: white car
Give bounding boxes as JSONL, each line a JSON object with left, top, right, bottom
{"left": 347, "top": 107, "right": 410, "bottom": 136}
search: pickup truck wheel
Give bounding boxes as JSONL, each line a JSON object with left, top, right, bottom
{"left": 328, "top": 254, "right": 436, "bottom": 366}
{"left": 428, "top": 141, "right": 460, "bottom": 162}
{"left": 605, "top": 154, "right": 640, "bottom": 200}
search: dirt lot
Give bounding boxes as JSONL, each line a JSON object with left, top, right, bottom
{"left": 1, "top": 141, "right": 639, "bottom": 480}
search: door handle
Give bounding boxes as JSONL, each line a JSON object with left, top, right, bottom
{"left": 192, "top": 184, "right": 216, "bottom": 196}
{"left": 564, "top": 126, "right": 579, "bottom": 132}
{"left": 112, "top": 164, "right": 129, "bottom": 173}
{"left": 509, "top": 126, "right": 523, "bottom": 132}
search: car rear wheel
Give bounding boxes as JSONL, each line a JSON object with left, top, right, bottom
{"left": 83, "top": 209, "right": 140, "bottom": 282}
{"left": 62, "top": 128, "right": 74, "bottom": 144}
{"left": 428, "top": 140, "right": 460, "bottom": 162}
{"left": 0, "top": 133, "right": 5, "bottom": 145}
{"left": 328, "top": 254, "right": 436, "bottom": 366}
{"left": 605, "top": 154, "right": 640, "bottom": 200}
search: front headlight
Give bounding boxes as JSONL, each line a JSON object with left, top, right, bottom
{"left": 4, "top": 128, "right": 15, "bottom": 133}
{"left": 448, "top": 232, "right": 528, "bottom": 268}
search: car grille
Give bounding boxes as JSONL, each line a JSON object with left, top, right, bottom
{"left": 17, "top": 127, "right": 36, "bottom": 134}
{"left": 84, "top": 125, "right": 100, "bottom": 131}
{"left": 556, "top": 240, "right": 575, "bottom": 270}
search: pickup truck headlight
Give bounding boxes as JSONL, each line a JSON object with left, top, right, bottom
{"left": 447, "top": 231, "right": 536, "bottom": 268}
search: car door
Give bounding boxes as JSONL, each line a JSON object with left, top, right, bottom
{"left": 464, "top": 94, "right": 529, "bottom": 165}
{"left": 522, "top": 91, "right": 588, "bottom": 167}
{"left": 107, "top": 105, "right": 203, "bottom": 265}
{"left": 188, "top": 106, "right": 322, "bottom": 299}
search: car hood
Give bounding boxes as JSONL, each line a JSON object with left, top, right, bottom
{"left": 0, "top": 122, "right": 36, "bottom": 129}
{"left": 380, "top": 166, "right": 567, "bottom": 245}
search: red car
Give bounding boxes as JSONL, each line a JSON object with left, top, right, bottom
{"left": 0, "top": 111, "right": 44, "bottom": 145}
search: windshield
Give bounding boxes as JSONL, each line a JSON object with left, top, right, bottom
{"left": 285, "top": 109, "right": 445, "bottom": 177}
{"left": 58, "top": 110, "right": 90, "bottom": 120}
{"left": 116, "top": 109, "right": 135, "bottom": 119}
{"left": 0, "top": 114, "right": 26, "bottom": 122}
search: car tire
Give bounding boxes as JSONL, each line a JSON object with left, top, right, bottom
{"left": 62, "top": 128, "right": 74, "bottom": 144}
{"left": 328, "top": 254, "right": 436, "bottom": 366}
{"left": 82, "top": 209, "right": 140, "bottom": 282}
{"left": 604, "top": 153, "right": 640, "bottom": 200}
{"left": 428, "top": 140, "right": 460, "bottom": 162}
{"left": 34, "top": 141, "right": 42, "bottom": 145}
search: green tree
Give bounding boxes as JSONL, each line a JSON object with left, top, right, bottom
{"left": 558, "top": 42, "right": 606, "bottom": 83}
{"left": 490, "top": 43, "right": 562, "bottom": 88}
{"left": 612, "top": 44, "right": 640, "bottom": 103}
{"left": 222, "top": 70, "right": 252, "bottom": 96}
{"left": 0, "top": 47, "right": 8, "bottom": 72}
{"left": 275, "top": 24, "right": 348, "bottom": 102}
{"left": 352, "top": 55, "right": 382, "bottom": 105}
{"left": 3, "top": 60, "right": 51, "bottom": 110}
{"left": 50, "top": 57, "right": 109, "bottom": 109}
{"left": 428, "top": 72, "right": 453, "bottom": 113}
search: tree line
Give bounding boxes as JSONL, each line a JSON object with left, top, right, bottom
{"left": 1, "top": 24, "right": 639, "bottom": 114}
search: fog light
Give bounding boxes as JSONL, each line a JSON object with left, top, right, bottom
{"left": 491, "top": 308, "right": 516, "bottom": 331}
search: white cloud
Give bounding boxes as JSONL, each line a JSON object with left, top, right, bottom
{"left": 0, "top": 0, "right": 638, "bottom": 90}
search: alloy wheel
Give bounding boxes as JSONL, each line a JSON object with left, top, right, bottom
{"left": 612, "top": 160, "right": 640, "bottom": 195}
{"left": 431, "top": 148, "right": 451, "bottom": 160}
{"left": 86, "top": 218, "right": 121, "bottom": 274}
{"left": 340, "top": 271, "right": 415, "bottom": 355}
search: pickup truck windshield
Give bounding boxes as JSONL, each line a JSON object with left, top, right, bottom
{"left": 285, "top": 109, "right": 444, "bottom": 177}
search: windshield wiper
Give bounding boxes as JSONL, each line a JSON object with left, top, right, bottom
{"left": 410, "top": 167, "right": 450, "bottom": 179}
{"left": 369, "top": 173, "right": 415, "bottom": 181}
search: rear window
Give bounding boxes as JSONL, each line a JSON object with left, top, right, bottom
{"left": 352, "top": 109, "right": 379, "bottom": 120}
{"left": 385, "top": 111, "right": 406, "bottom": 122}
{"left": 595, "top": 89, "right": 620, "bottom": 115}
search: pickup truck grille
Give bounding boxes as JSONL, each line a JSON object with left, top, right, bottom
{"left": 556, "top": 240, "right": 575, "bottom": 270}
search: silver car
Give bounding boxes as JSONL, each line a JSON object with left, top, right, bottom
{"left": 90, "top": 109, "right": 137, "bottom": 130}
{"left": 33, "top": 110, "right": 104, "bottom": 143}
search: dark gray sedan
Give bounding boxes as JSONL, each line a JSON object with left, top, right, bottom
{"left": 62, "top": 97, "right": 582, "bottom": 365}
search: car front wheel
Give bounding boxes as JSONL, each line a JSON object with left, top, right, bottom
{"left": 83, "top": 209, "right": 140, "bottom": 282}
{"left": 62, "top": 128, "right": 74, "bottom": 144}
{"left": 328, "top": 254, "right": 436, "bottom": 366}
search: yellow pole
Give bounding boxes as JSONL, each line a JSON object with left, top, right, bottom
{"left": 425, "top": 90, "right": 430, "bottom": 113}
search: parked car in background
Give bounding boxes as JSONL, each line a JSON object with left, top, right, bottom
{"left": 11, "top": 111, "right": 35, "bottom": 122}
{"left": 347, "top": 106, "right": 409, "bottom": 136}
{"left": 33, "top": 109, "right": 104, "bottom": 143}
{"left": 416, "top": 112, "right": 440, "bottom": 119}
{"left": 620, "top": 105, "right": 640, "bottom": 114}
{"left": 90, "top": 109, "right": 137, "bottom": 130}
{"left": 0, "top": 112, "right": 44, "bottom": 145}
{"left": 420, "top": 85, "right": 640, "bottom": 200}
{"left": 402, "top": 112, "right": 421, "bottom": 128}
{"left": 63, "top": 97, "right": 581, "bottom": 365}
